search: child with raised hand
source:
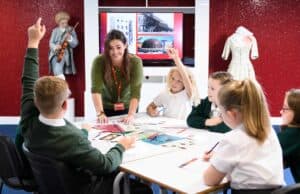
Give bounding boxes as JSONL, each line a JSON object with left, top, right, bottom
{"left": 203, "top": 79, "right": 285, "bottom": 193}
{"left": 187, "top": 71, "right": 232, "bottom": 133}
{"left": 16, "top": 18, "right": 152, "bottom": 194}
{"left": 146, "top": 47, "right": 199, "bottom": 119}
{"left": 277, "top": 89, "right": 300, "bottom": 183}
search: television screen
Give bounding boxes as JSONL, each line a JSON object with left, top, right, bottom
{"left": 100, "top": 12, "right": 183, "bottom": 61}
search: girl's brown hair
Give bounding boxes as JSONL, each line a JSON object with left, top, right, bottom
{"left": 103, "top": 29, "right": 130, "bottom": 86}
{"left": 286, "top": 89, "right": 300, "bottom": 126}
{"left": 218, "top": 79, "right": 271, "bottom": 143}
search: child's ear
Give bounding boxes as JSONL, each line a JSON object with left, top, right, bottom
{"left": 227, "top": 109, "right": 240, "bottom": 119}
{"left": 62, "top": 100, "right": 68, "bottom": 110}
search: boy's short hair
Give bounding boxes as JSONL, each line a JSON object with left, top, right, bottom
{"left": 209, "top": 71, "right": 234, "bottom": 85}
{"left": 34, "top": 76, "right": 70, "bottom": 115}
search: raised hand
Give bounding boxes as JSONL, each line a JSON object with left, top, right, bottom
{"left": 27, "top": 17, "right": 46, "bottom": 48}
{"left": 166, "top": 47, "right": 179, "bottom": 60}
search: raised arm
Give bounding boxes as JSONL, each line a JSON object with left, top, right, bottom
{"left": 166, "top": 48, "right": 193, "bottom": 98}
{"left": 21, "top": 17, "right": 46, "bottom": 121}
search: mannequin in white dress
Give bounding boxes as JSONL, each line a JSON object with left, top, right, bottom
{"left": 221, "top": 26, "right": 258, "bottom": 80}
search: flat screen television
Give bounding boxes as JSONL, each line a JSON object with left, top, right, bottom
{"left": 100, "top": 12, "right": 183, "bottom": 64}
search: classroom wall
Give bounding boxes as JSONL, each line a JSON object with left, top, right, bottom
{"left": 0, "top": 0, "right": 85, "bottom": 116}
{"left": 209, "top": 0, "right": 300, "bottom": 116}
{"left": 0, "top": 0, "right": 299, "bottom": 117}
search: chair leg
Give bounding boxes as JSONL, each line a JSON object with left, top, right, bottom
{"left": 122, "top": 174, "right": 130, "bottom": 194}
{"left": 113, "top": 172, "right": 127, "bottom": 194}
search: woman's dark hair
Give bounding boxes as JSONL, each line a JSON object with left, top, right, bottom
{"left": 103, "top": 29, "right": 130, "bottom": 85}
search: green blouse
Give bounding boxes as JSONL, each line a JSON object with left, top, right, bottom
{"left": 91, "top": 54, "right": 143, "bottom": 109}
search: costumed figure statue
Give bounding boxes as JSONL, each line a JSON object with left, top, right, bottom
{"left": 49, "top": 11, "right": 79, "bottom": 75}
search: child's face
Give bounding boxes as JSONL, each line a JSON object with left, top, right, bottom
{"left": 280, "top": 95, "right": 294, "bottom": 125}
{"left": 109, "top": 39, "right": 127, "bottom": 63}
{"left": 170, "top": 71, "right": 184, "bottom": 93}
{"left": 59, "top": 19, "right": 68, "bottom": 29}
{"left": 208, "top": 78, "right": 222, "bottom": 103}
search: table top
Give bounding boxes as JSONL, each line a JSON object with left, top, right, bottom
{"left": 89, "top": 113, "right": 229, "bottom": 194}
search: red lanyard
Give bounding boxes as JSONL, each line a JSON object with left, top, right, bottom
{"left": 111, "top": 66, "right": 126, "bottom": 101}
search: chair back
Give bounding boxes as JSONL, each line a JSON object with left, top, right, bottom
{"left": 271, "top": 183, "right": 300, "bottom": 194}
{"left": 23, "top": 144, "right": 93, "bottom": 194}
{"left": 0, "top": 134, "right": 37, "bottom": 191}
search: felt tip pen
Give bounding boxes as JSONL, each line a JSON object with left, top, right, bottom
{"left": 178, "top": 157, "right": 198, "bottom": 168}
{"left": 207, "top": 142, "right": 219, "bottom": 154}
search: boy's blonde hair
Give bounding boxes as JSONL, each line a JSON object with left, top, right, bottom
{"left": 34, "top": 76, "right": 70, "bottom": 115}
{"left": 55, "top": 11, "right": 70, "bottom": 25}
{"left": 286, "top": 89, "right": 300, "bottom": 126}
{"left": 209, "top": 71, "right": 233, "bottom": 85}
{"left": 218, "top": 79, "right": 271, "bottom": 143}
{"left": 166, "top": 67, "right": 200, "bottom": 106}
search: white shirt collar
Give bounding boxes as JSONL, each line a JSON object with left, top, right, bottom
{"left": 234, "top": 123, "right": 245, "bottom": 131}
{"left": 39, "top": 114, "right": 66, "bottom": 127}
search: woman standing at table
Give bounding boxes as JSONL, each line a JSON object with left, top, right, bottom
{"left": 91, "top": 29, "right": 143, "bottom": 123}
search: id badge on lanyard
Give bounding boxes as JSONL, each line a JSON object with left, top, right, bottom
{"left": 112, "top": 66, "right": 125, "bottom": 111}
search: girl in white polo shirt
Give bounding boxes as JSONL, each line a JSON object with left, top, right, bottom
{"left": 203, "top": 79, "right": 285, "bottom": 193}
{"left": 146, "top": 48, "right": 199, "bottom": 119}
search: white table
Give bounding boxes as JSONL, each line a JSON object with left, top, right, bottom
{"left": 90, "top": 114, "right": 229, "bottom": 193}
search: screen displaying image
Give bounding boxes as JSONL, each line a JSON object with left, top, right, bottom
{"left": 137, "top": 35, "right": 174, "bottom": 54}
{"left": 100, "top": 12, "right": 183, "bottom": 60}
{"left": 138, "top": 13, "right": 174, "bottom": 33}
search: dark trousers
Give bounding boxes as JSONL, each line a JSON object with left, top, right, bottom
{"left": 104, "top": 109, "right": 129, "bottom": 117}
{"left": 104, "top": 108, "right": 138, "bottom": 117}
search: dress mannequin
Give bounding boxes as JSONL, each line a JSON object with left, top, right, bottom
{"left": 222, "top": 26, "right": 258, "bottom": 80}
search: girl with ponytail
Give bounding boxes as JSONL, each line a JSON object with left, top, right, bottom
{"left": 203, "top": 79, "right": 285, "bottom": 193}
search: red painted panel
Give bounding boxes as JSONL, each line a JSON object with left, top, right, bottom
{"left": 99, "top": 0, "right": 145, "bottom": 6}
{"left": 183, "top": 14, "right": 194, "bottom": 58}
{"left": 209, "top": 0, "right": 300, "bottom": 116}
{"left": 98, "top": 0, "right": 194, "bottom": 6}
{"left": 0, "top": 0, "right": 85, "bottom": 116}
{"left": 148, "top": 0, "right": 194, "bottom": 6}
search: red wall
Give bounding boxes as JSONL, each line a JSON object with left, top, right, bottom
{"left": 0, "top": 0, "right": 299, "bottom": 117}
{"left": 209, "top": 0, "right": 300, "bottom": 116}
{"left": 0, "top": 0, "right": 85, "bottom": 116}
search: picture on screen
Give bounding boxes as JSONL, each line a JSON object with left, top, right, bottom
{"left": 100, "top": 12, "right": 183, "bottom": 61}
{"left": 137, "top": 35, "right": 174, "bottom": 54}
{"left": 137, "top": 13, "right": 174, "bottom": 33}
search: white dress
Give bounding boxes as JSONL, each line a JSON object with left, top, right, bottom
{"left": 222, "top": 29, "right": 259, "bottom": 80}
